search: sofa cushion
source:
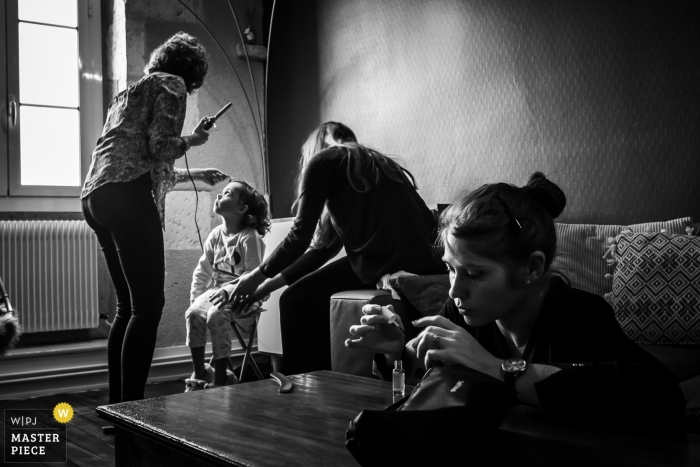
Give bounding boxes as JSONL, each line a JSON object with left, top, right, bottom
{"left": 683, "top": 376, "right": 700, "bottom": 433}
{"left": 389, "top": 274, "right": 450, "bottom": 318}
{"left": 608, "top": 232, "right": 700, "bottom": 345}
{"left": 640, "top": 344, "right": 700, "bottom": 384}
{"left": 551, "top": 217, "right": 692, "bottom": 297}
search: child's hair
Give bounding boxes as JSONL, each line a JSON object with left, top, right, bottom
{"left": 438, "top": 172, "right": 566, "bottom": 272}
{"left": 232, "top": 181, "right": 271, "bottom": 237}
{"left": 145, "top": 32, "right": 208, "bottom": 94}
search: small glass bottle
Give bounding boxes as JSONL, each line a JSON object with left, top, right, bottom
{"left": 392, "top": 360, "right": 405, "bottom": 397}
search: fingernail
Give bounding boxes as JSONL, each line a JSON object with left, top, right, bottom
{"left": 411, "top": 320, "right": 418, "bottom": 326}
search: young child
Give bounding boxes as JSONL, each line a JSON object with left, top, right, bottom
{"left": 184, "top": 180, "right": 271, "bottom": 391}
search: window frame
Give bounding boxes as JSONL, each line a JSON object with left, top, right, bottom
{"left": 2, "top": 0, "right": 102, "bottom": 198}
{"left": 1, "top": 2, "right": 8, "bottom": 197}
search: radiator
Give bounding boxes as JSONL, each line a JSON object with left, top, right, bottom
{"left": 0, "top": 220, "right": 99, "bottom": 333}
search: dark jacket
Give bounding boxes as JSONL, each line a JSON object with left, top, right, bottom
{"left": 260, "top": 146, "right": 442, "bottom": 284}
{"left": 381, "top": 277, "right": 686, "bottom": 429}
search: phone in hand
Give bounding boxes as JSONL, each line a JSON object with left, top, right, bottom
{"left": 203, "top": 102, "right": 232, "bottom": 130}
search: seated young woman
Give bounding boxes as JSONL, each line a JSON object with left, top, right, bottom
{"left": 347, "top": 172, "right": 685, "bottom": 429}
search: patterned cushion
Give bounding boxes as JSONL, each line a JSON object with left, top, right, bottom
{"left": 551, "top": 218, "right": 692, "bottom": 297}
{"left": 608, "top": 232, "right": 700, "bottom": 345}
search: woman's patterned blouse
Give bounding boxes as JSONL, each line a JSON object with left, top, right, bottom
{"left": 81, "top": 72, "right": 193, "bottom": 227}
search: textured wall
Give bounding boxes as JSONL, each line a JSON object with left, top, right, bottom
{"left": 136, "top": 2, "right": 266, "bottom": 191}
{"left": 268, "top": 0, "right": 700, "bottom": 223}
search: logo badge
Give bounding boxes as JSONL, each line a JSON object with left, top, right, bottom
{"left": 4, "top": 409, "right": 68, "bottom": 463}
{"left": 53, "top": 403, "right": 74, "bottom": 424}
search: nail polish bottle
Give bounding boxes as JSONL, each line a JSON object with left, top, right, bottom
{"left": 392, "top": 360, "right": 405, "bottom": 396}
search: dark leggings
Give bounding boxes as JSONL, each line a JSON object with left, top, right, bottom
{"left": 279, "top": 256, "right": 373, "bottom": 375}
{"left": 82, "top": 172, "right": 164, "bottom": 404}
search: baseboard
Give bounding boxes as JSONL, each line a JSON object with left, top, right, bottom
{"left": 0, "top": 340, "right": 257, "bottom": 400}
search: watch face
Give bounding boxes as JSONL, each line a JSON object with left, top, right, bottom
{"left": 503, "top": 358, "right": 527, "bottom": 374}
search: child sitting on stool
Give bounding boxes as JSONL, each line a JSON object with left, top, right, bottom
{"left": 184, "top": 180, "right": 271, "bottom": 391}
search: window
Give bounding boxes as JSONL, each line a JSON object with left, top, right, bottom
{"left": 1, "top": 0, "right": 102, "bottom": 198}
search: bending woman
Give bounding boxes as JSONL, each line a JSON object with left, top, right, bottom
{"left": 230, "top": 122, "right": 443, "bottom": 375}
{"left": 81, "top": 32, "right": 227, "bottom": 406}
{"left": 348, "top": 172, "right": 685, "bottom": 428}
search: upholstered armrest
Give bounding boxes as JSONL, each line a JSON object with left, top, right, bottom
{"left": 329, "top": 276, "right": 450, "bottom": 378}
{"left": 330, "top": 290, "right": 405, "bottom": 378}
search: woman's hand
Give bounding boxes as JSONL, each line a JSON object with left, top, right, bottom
{"left": 229, "top": 268, "right": 268, "bottom": 307}
{"left": 189, "top": 168, "right": 228, "bottom": 186}
{"left": 189, "top": 117, "right": 212, "bottom": 147}
{"left": 413, "top": 316, "right": 501, "bottom": 378}
{"left": 345, "top": 304, "right": 405, "bottom": 360}
{"left": 248, "top": 274, "right": 287, "bottom": 303}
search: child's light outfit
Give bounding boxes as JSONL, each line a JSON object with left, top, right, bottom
{"left": 185, "top": 225, "right": 265, "bottom": 361}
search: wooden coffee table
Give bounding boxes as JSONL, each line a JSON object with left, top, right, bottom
{"left": 98, "top": 370, "right": 700, "bottom": 467}
{"left": 96, "top": 371, "right": 396, "bottom": 466}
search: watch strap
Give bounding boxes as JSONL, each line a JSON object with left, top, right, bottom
{"left": 503, "top": 370, "right": 517, "bottom": 391}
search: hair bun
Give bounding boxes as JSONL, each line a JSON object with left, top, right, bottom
{"left": 523, "top": 172, "right": 566, "bottom": 219}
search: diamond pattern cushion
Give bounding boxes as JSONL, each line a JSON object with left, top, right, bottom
{"left": 552, "top": 217, "right": 692, "bottom": 297}
{"left": 608, "top": 232, "right": 700, "bottom": 345}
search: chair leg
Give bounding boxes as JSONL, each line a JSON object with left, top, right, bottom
{"left": 206, "top": 338, "right": 237, "bottom": 374}
{"left": 205, "top": 354, "right": 230, "bottom": 379}
{"left": 245, "top": 324, "right": 264, "bottom": 380}
{"left": 232, "top": 318, "right": 264, "bottom": 382}
{"left": 207, "top": 345, "right": 241, "bottom": 374}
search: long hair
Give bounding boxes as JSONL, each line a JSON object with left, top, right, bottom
{"left": 145, "top": 32, "right": 208, "bottom": 94}
{"left": 295, "top": 122, "right": 356, "bottom": 202}
{"left": 438, "top": 172, "right": 566, "bottom": 274}
{"left": 293, "top": 122, "right": 417, "bottom": 248}
{"left": 300, "top": 121, "right": 357, "bottom": 169}
{"left": 332, "top": 142, "right": 417, "bottom": 193}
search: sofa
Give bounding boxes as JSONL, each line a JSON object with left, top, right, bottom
{"left": 329, "top": 217, "right": 700, "bottom": 429}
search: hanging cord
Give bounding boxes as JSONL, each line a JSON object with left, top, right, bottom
{"left": 183, "top": 151, "right": 204, "bottom": 252}
{"left": 175, "top": 0, "right": 266, "bottom": 191}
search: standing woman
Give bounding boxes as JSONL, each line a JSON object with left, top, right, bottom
{"left": 81, "top": 32, "right": 227, "bottom": 407}
{"left": 231, "top": 121, "right": 443, "bottom": 375}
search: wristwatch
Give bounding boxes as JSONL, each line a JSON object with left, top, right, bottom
{"left": 502, "top": 358, "right": 528, "bottom": 390}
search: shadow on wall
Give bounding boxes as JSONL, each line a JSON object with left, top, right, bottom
{"left": 266, "top": 0, "right": 321, "bottom": 218}
{"left": 267, "top": 0, "right": 700, "bottom": 224}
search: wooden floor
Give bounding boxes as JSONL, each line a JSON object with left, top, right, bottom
{"left": 0, "top": 379, "right": 185, "bottom": 467}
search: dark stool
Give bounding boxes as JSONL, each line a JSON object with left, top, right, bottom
{"left": 209, "top": 314, "right": 264, "bottom": 383}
